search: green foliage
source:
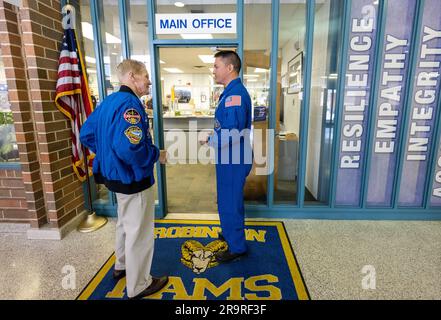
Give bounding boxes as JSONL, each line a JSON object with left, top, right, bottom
{"left": 0, "top": 112, "right": 13, "bottom": 126}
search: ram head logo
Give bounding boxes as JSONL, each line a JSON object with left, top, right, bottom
{"left": 181, "top": 240, "right": 228, "bottom": 274}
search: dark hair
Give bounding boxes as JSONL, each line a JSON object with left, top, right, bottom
{"left": 214, "top": 50, "right": 241, "bottom": 73}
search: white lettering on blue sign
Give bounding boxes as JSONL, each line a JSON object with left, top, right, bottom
{"left": 407, "top": 26, "right": 441, "bottom": 161}
{"left": 340, "top": 11, "right": 374, "bottom": 169}
{"left": 374, "top": 35, "right": 408, "bottom": 154}
{"left": 155, "top": 13, "right": 236, "bottom": 34}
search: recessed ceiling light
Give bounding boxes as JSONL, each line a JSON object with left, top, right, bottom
{"left": 131, "top": 55, "right": 149, "bottom": 63}
{"left": 163, "top": 68, "right": 184, "bottom": 73}
{"left": 254, "top": 68, "right": 268, "bottom": 73}
{"left": 81, "top": 22, "right": 121, "bottom": 44}
{"left": 181, "top": 34, "right": 213, "bottom": 39}
{"left": 174, "top": 2, "right": 185, "bottom": 7}
{"left": 85, "top": 56, "right": 96, "bottom": 64}
{"left": 198, "top": 55, "right": 215, "bottom": 64}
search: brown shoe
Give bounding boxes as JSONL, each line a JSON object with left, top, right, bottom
{"left": 129, "top": 276, "right": 169, "bottom": 300}
{"left": 215, "top": 250, "right": 247, "bottom": 263}
{"left": 112, "top": 269, "right": 126, "bottom": 280}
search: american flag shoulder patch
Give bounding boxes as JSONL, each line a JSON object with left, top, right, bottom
{"left": 225, "top": 95, "right": 241, "bottom": 108}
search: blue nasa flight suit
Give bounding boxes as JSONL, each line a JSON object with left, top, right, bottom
{"left": 209, "top": 77, "right": 253, "bottom": 254}
{"left": 80, "top": 86, "right": 159, "bottom": 194}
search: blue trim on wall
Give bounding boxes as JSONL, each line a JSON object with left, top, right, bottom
{"left": 245, "top": 205, "right": 441, "bottom": 221}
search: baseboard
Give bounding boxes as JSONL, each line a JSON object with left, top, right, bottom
{"left": 0, "top": 222, "right": 30, "bottom": 233}
{"left": 27, "top": 211, "right": 88, "bottom": 240}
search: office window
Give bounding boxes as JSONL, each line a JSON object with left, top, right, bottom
{"left": 0, "top": 48, "right": 18, "bottom": 163}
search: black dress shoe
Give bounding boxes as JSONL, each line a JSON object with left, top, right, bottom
{"left": 129, "top": 276, "right": 169, "bottom": 300}
{"left": 215, "top": 250, "right": 246, "bottom": 263}
{"left": 113, "top": 269, "right": 126, "bottom": 280}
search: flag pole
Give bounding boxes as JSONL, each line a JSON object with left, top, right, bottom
{"left": 58, "top": 3, "right": 107, "bottom": 232}
{"left": 77, "top": 116, "right": 107, "bottom": 233}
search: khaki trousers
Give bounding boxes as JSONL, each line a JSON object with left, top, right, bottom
{"left": 114, "top": 187, "right": 155, "bottom": 298}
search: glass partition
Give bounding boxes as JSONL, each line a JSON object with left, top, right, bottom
{"left": 128, "top": 0, "right": 159, "bottom": 203}
{"left": 274, "top": 0, "right": 306, "bottom": 204}
{"left": 305, "top": 0, "right": 344, "bottom": 206}
{"left": 243, "top": 0, "right": 272, "bottom": 205}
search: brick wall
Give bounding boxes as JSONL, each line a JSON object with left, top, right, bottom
{"left": 0, "top": 169, "right": 30, "bottom": 223}
{"left": 0, "top": 0, "right": 86, "bottom": 230}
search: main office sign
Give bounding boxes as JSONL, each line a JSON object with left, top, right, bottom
{"left": 155, "top": 13, "right": 237, "bottom": 34}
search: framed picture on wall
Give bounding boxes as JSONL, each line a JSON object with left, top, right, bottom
{"left": 287, "top": 52, "right": 303, "bottom": 94}
{"left": 281, "top": 73, "right": 288, "bottom": 92}
{"left": 174, "top": 86, "right": 192, "bottom": 103}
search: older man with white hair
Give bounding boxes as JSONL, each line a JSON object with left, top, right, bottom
{"left": 80, "top": 59, "right": 168, "bottom": 300}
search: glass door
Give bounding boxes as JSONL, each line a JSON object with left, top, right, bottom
{"left": 157, "top": 46, "right": 235, "bottom": 214}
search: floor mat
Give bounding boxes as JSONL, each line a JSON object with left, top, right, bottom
{"left": 77, "top": 220, "right": 309, "bottom": 300}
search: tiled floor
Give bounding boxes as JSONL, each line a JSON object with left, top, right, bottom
{"left": 1, "top": 216, "right": 440, "bottom": 300}
{"left": 166, "top": 164, "right": 217, "bottom": 213}
{"left": 164, "top": 163, "right": 318, "bottom": 213}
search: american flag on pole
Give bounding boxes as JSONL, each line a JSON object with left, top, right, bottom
{"left": 55, "top": 28, "right": 94, "bottom": 182}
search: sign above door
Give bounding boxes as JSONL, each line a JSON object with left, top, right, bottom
{"left": 155, "top": 13, "right": 237, "bottom": 34}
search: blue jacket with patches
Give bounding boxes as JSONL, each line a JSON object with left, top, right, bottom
{"left": 209, "top": 77, "right": 253, "bottom": 166}
{"left": 80, "top": 86, "right": 159, "bottom": 194}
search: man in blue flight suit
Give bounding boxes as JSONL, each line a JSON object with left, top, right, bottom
{"left": 80, "top": 60, "right": 169, "bottom": 299}
{"left": 203, "top": 50, "right": 253, "bottom": 263}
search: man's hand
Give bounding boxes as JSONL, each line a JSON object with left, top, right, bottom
{"left": 199, "top": 132, "right": 212, "bottom": 145}
{"left": 199, "top": 137, "right": 209, "bottom": 145}
{"left": 146, "top": 109, "right": 153, "bottom": 117}
{"left": 159, "top": 150, "right": 168, "bottom": 164}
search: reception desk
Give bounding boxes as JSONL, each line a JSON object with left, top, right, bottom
{"left": 163, "top": 115, "right": 214, "bottom": 162}
{"left": 161, "top": 116, "right": 282, "bottom": 202}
